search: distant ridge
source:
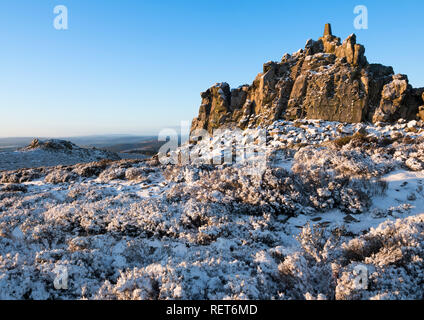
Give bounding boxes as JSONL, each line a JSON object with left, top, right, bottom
{"left": 0, "top": 139, "right": 120, "bottom": 172}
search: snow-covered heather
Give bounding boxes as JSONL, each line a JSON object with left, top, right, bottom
{"left": 0, "top": 120, "right": 423, "bottom": 300}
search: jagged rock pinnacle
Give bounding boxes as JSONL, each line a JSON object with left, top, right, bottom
{"left": 190, "top": 25, "right": 424, "bottom": 134}
{"left": 324, "top": 23, "right": 332, "bottom": 36}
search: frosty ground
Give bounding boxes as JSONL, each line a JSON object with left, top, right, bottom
{"left": 0, "top": 119, "right": 423, "bottom": 300}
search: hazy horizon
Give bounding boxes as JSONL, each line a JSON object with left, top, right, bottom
{"left": 0, "top": 130, "right": 174, "bottom": 139}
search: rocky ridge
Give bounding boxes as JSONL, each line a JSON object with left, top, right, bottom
{"left": 0, "top": 139, "right": 120, "bottom": 172}
{"left": 191, "top": 24, "right": 424, "bottom": 134}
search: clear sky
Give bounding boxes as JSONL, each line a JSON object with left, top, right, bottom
{"left": 0, "top": 0, "right": 423, "bottom": 137}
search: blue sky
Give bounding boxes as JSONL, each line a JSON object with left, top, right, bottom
{"left": 0, "top": 0, "right": 423, "bottom": 137}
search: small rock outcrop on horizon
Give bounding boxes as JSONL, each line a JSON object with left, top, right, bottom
{"left": 21, "top": 139, "right": 78, "bottom": 152}
{"left": 191, "top": 24, "right": 424, "bottom": 134}
{"left": 0, "top": 139, "right": 120, "bottom": 172}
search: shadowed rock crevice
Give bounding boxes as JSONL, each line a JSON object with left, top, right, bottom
{"left": 191, "top": 24, "right": 424, "bottom": 134}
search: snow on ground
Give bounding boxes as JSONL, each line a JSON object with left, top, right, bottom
{"left": 0, "top": 120, "right": 423, "bottom": 300}
{"left": 287, "top": 169, "right": 424, "bottom": 236}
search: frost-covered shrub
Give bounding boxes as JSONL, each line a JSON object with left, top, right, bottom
{"left": 0, "top": 168, "right": 44, "bottom": 184}
{"left": 0, "top": 120, "right": 423, "bottom": 300}
{"left": 95, "top": 265, "right": 182, "bottom": 300}
{"left": 0, "top": 184, "right": 27, "bottom": 193}
{"left": 45, "top": 168, "right": 79, "bottom": 184}
{"left": 292, "top": 147, "right": 388, "bottom": 213}
{"left": 336, "top": 215, "right": 424, "bottom": 299}
{"left": 405, "top": 158, "right": 424, "bottom": 171}
{"left": 163, "top": 143, "right": 393, "bottom": 215}
{"left": 277, "top": 225, "right": 343, "bottom": 299}
{"left": 293, "top": 147, "right": 385, "bottom": 179}
{"left": 72, "top": 160, "right": 111, "bottom": 178}
{"left": 125, "top": 167, "right": 156, "bottom": 182}
{"left": 98, "top": 166, "right": 126, "bottom": 181}
{"left": 164, "top": 164, "right": 303, "bottom": 216}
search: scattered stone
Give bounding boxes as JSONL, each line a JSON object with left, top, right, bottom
{"left": 408, "top": 120, "right": 418, "bottom": 128}
{"left": 344, "top": 214, "right": 360, "bottom": 223}
{"left": 407, "top": 192, "right": 417, "bottom": 201}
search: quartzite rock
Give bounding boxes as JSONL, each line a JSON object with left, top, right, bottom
{"left": 191, "top": 24, "right": 423, "bottom": 134}
{"left": 372, "top": 74, "right": 420, "bottom": 122}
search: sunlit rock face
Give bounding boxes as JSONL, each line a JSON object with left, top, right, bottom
{"left": 191, "top": 24, "right": 424, "bottom": 134}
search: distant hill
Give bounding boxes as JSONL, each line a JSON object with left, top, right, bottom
{"left": 0, "top": 139, "right": 120, "bottom": 172}
{"left": 0, "top": 135, "right": 166, "bottom": 156}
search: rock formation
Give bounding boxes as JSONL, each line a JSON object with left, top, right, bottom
{"left": 191, "top": 24, "right": 424, "bottom": 134}
{"left": 0, "top": 139, "right": 121, "bottom": 172}
{"left": 22, "top": 139, "right": 75, "bottom": 152}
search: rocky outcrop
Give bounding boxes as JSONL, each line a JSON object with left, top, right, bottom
{"left": 373, "top": 75, "right": 424, "bottom": 122}
{"left": 22, "top": 139, "right": 75, "bottom": 152}
{"left": 191, "top": 24, "right": 423, "bottom": 134}
{"left": 0, "top": 139, "right": 120, "bottom": 172}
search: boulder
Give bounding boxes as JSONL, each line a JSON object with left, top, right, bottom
{"left": 419, "top": 106, "right": 424, "bottom": 121}
{"left": 191, "top": 83, "right": 232, "bottom": 134}
{"left": 418, "top": 92, "right": 424, "bottom": 121}
{"left": 334, "top": 34, "right": 367, "bottom": 66}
